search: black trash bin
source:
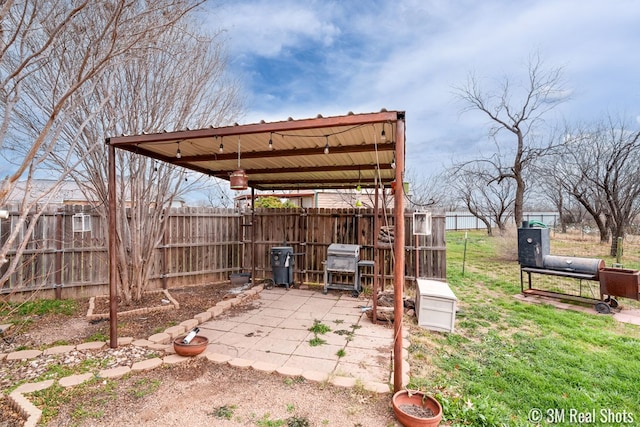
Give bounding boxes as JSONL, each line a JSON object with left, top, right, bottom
{"left": 270, "top": 246, "right": 294, "bottom": 288}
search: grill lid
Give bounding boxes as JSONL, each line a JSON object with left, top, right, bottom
{"left": 327, "top": 243, "right": 360, "bottom": 258}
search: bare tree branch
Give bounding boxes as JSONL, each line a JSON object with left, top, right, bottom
{"left": 453, "top": 53, "right": 567, "bottom": 226}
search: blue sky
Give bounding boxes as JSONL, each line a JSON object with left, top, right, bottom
{"left": 210, "top": 0, "right": 640, "bottom": 178}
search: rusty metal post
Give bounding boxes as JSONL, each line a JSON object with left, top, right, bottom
{"left": 107, "top": 142, "right": 118, "bottom": 349}
{"left": 415, "top": 234, "right": 419, "bottom": 280}
{"left": 54, "top": 210, "right": 63, "bottom": 300}
{"left": 162, "top": 218, "right": 168, "bottom": 290}
{"left": 393, "top": 117, "right": 406, "bottom": 393}
{"left": 372, "top": 177, "right": 379, "bottom": 324}
{"left": 251, "top": 187, "right": 256, "bottom": 286}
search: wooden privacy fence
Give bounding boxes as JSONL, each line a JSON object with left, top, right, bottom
{"left": 0, "top": 206, "right": 243, "bottom": 299}
{"left": 244, "top": 208, "right": 446, "bottom": 289}
{"left": 0, "top": 206, "right": 445, "bottom": 299}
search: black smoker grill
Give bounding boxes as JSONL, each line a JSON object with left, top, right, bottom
{"left": 518, "top": 223, "right": 640, "bottom": 313}
{"left": 271, "top": 246, "right": 294, "bottom": 289}
{"left": 323, "top": 243, "right": 374, "bottom": 296}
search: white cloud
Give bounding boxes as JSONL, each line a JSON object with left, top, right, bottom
{"left": 214, "top": 0, "right": 340, "bottom": 57}
{"left": 211, "top": 0, "right": 640, "bottom": 175}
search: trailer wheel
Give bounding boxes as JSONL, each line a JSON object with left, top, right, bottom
{"left": 595, "top": 302, "right": 611, "bottom": 314}
{"left": 605, "top": 297, "right": 619, "bottom": 308}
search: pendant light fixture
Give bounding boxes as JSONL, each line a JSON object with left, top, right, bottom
{"left": 230, "top": 136, "right": 248, "bottom": 190}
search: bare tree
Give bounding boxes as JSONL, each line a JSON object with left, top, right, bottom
{"left": 0, "top": 1, "right": 232, "bottom": 297}
{"left": 535, "top": 143, "right": 610, "bottom": 239}
{"left": 454, "top": 54, "right": 567, "bottom": 227}
{"left": 545, "top": 118, "right": 640, "bottom": 255}
{"left": 448, "top": 161, "right": 515, "bottom": 236}
{"left": 405, "top": 168, "right": 448, "bottom": 210}
{"left": 198, "top": 177, "right": 239, "bottom": 208}
{"left": 46, "top": 15, "right": 243, "bottom": 303}
{"left": 533, "top": 177, "right": 576, "bottom": 233}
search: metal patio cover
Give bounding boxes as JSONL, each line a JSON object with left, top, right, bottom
{"left": 105, "top": 109, "right": 407, "bottom": 392}
{"left": 105, "top": 110, "right": 405, "bottom": 191}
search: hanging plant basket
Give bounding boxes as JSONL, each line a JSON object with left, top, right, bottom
{"left": 392, "top": 390, "right": 442, "bottom": 427}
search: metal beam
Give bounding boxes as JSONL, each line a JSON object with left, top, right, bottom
{"left": 176, "top": 141, "right": 396, "bottom": 163}
{"left": 208, "top": 163, "right": 393, "bottom": 178}
{"left": 107, "top": 111, "right": 403, "bottom": 146}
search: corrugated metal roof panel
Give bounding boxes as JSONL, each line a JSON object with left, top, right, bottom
{"left": 107, "top": 110, "right": 405, "bottom": 191}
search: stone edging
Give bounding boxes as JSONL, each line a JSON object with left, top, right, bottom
{"left": 86, "top": 289, "right": 179, "bottom": 321}
{"left": 3, "top": 284, "right": 400, "bottom": 426}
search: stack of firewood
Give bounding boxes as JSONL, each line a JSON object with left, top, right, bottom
{"left": 377, "top": 226, "right": 394, "bottom": 248}
{"left": 365, "top": 290, "right": 415, "bottom": 322}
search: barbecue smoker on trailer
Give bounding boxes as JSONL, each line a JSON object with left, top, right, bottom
{"left": 518, "top": 222, "right": 640, "bottom": 313}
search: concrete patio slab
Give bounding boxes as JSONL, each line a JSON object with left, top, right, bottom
{"left": 198, "top": 287, "right": 397, "bottom": 389}
{"left": 226, "top": 321, "right": 272, "bottom": 336}
{"left": 241, "top": 349, "right": 290, "bottom": 365}
{"left": 253, "top": 336, "right": 299, "bottom": 354}
{"left": 293, "top": 342, "right": 343, "bottom": 359}
{"left": 257, "top": 307, "right": 293, "bottom": 318}
{"left": 283, "top": 355, "right": 337, "bottom": 372}
{"left": 267, "top": 327, "right": 309, "bottom": 341}
{"left": 244, "top": 313, "right": 288, "bottom": 328}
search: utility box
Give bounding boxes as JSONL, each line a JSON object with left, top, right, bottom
{"left": 415, "top": 279, "right": 457, "bottom": 333}
{"left": 270, "top": 246, "right": 294, "bottom": 288}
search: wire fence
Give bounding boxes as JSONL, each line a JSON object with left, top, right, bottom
{"left": 445, "top": 212, "right": 560, "bottom": 231}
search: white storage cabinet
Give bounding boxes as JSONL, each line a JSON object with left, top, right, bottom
{"left": 415, "top": 279, "right": 457, "bottom": 333}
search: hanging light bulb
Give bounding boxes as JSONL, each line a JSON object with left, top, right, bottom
{"left": 324, "top": 136, "right": 329, "bottom": 154}
{"left": 268, "top": 133, "right": 273, "bottom": 150}
{"left": 381, "top": 124, "right": 386, "bottom": 141}
{"left": 219, "top": 142, "right": 224, "bottom": 153}
{"left": 176, "top": 142, "right": 182, "bottom": 159}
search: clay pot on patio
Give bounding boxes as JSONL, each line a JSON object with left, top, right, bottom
{"left": 392, "top": 390, "right": 442, "bottom": 427}
{"left": 173, "top": 335, "right": 209, "bottom": 357}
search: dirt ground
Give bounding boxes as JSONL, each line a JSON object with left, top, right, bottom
{"left": 1, "top": 283, "right": 400, "bottom": 426}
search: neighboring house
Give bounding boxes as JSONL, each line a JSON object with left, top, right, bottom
{"left": 234, "top": 189, "right": 399, "bottom": 211}
{"left": 5, "top": 179, "right": 91, "bottom": 207}
{"left": 4, "top": 179, "right": 186, "bottom": 209}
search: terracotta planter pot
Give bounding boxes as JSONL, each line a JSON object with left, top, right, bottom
{"left": 392, "top": 390, "right": 442, "bottom": 427}
{"left": 173, "top": 335, "right": 209, "bottom": 357}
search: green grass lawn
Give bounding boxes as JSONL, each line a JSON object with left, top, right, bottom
{"left": 407, "top": 230, "right": 640, "bottom": 427}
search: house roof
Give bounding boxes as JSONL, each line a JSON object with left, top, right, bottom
{"left": 106, "top": 110, "right": 405, "bottom": 192}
